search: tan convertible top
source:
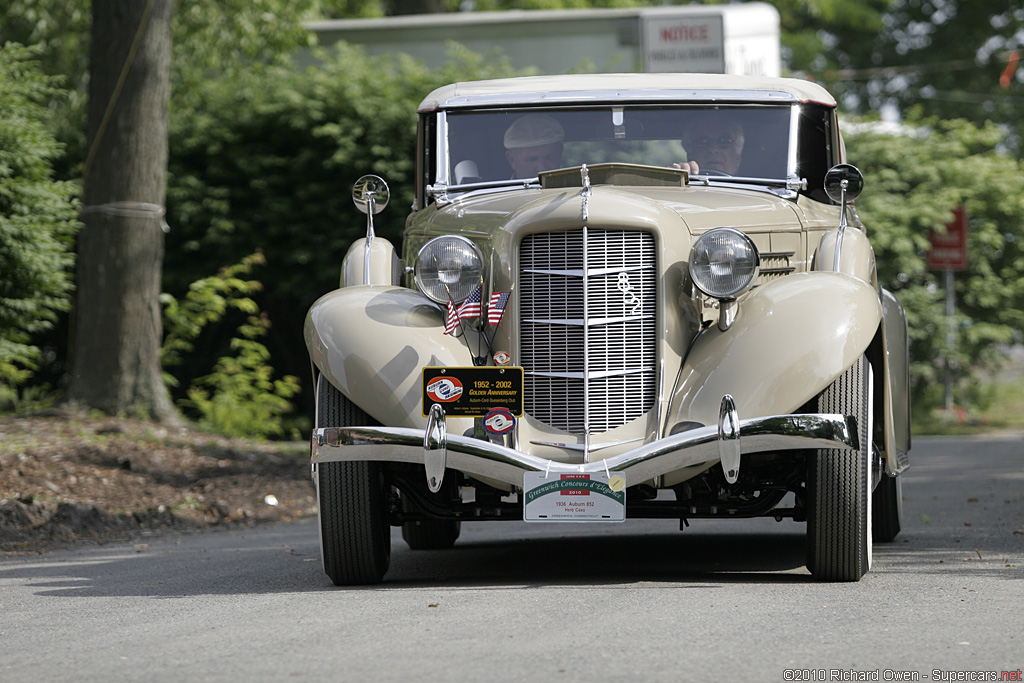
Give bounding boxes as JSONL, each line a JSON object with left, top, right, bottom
{"left": 418, "top": 73, "right": 837, "bottom": 112}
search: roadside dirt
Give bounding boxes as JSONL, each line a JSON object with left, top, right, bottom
{"left": 0, "top": 413, "right": 317, "bottom": 554}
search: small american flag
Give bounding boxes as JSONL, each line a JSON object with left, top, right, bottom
{"left": 444, "top": 285, "right": 482, "bottom": 335}
{"left": 488, "top": 291, "right": 510, "bottom": 326}
{"left": 443, "top": 300, "right": 459, "bottom": 335}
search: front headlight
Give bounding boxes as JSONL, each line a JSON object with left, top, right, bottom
{"left": 415, "top": 235, "right": 484, "bottom": 304}
{"left": 689, "top": 228, "right": 760, "bottom": 299}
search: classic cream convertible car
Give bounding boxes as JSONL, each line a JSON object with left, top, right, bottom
{"left": 304, "top": 73, "right": 911, "bottom": 585}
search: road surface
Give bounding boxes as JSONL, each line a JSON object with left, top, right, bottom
{"left": 1, "top": 435, "right": 1021, "bottom": 682}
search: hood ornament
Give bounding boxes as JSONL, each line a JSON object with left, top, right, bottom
{"left": 580, "top": 164, "right": 592, "bottom": 222}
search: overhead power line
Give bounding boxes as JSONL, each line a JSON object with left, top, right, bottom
{"left": 825, "top": 51, "right": 1018, "bottom": 82}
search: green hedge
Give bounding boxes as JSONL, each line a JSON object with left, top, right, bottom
{"left": 163, "top": 43, "right": 528, "bottom": 414}
{"left": 0, "top": 44, "right": 79, "bottom": 387}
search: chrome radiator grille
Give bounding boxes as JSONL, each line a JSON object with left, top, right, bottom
{"left": 519, "top": 228, "right": 657, "bottom": 434}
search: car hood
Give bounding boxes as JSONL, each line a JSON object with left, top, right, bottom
{"left": 410, "top": 184, "right": 822, "bottom": 241}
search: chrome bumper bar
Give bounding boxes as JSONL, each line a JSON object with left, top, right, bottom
{"left": 311, "top": 405, "right": 858, "bottom": 491}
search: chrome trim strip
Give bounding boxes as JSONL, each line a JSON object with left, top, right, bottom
{"left": 312, "top": 413, "right": 858, "bottom": 489}
{"left": 522, "top": 314, "right": 654, "bottom": 326}
{"left": 438, "top": 89, "right": 802, "bottom": 109}
{"left": 436, "top": 110, "right": 451, "bottom": 187}
{"left": 582, "top": 224, "right": 592, "bottom": 461}
{"left": 787, "top": 105, "right": 800, "bottom": 179}
{"left": 521, "top": 264, "right": 652, "bottom": 278}
{"left": 526, "top": 367, "right": 652, "bottom": 380}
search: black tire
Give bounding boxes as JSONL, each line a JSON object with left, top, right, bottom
{"left": 400, "top": 472, "right": 461, "bottom": 550}
{"left": 315, "top": 376, "right": 391, "bottom": 585}
{"left": 806, "top": 355, "right": 872, "bottom": 582}
{"left": 872, "top": 474, "right": 903, "bottom": 542}
{"left": 401, "top": 518, "right": 461, "bottom": 550}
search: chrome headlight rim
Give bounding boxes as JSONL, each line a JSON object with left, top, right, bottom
{"left": 414, "top": 235, "right": 485, "bottom": 304}
{"left": 689, "top": 227, "right": 760, "bottom": 300}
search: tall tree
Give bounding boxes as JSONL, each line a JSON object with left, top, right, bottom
{"left": 798, "top": 1, "right": 1023, "bottom": 145}
{"left": 65, "top": 0, "right": 177, "bottom": 420}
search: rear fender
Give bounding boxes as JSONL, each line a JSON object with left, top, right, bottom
{"left": 667, "top": 272, "right": 882, "bottom": 428}
{"left": 879, "top": 288, "right": 911, "bottom": 473}
{"left": 304, "top": 285, "right": 476, "bottom": 434}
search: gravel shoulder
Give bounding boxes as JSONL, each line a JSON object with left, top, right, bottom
{"left": 0, "top": 413, "right": 316, "bottom": 554}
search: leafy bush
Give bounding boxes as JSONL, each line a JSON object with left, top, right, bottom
{"left": 0, "top": 43, "right": 79, "bottom": 387}
{"left": 161, "top": 252, "right": 300, "bottom": 438}
{"left": 164, "top": 43, "right": 530, "bottom": 416}
{"left": 846, "top": 117, "right": 1024, "bottom": 410}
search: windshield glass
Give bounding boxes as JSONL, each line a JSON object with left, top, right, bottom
{"left": 443, "top": 105, "right": 799, "bottom": 185}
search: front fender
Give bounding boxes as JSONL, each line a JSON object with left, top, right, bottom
{"left": 667, "top": 272, "right": 882, "bottom": 428}
{"left": 304, "top": 285, "right": 477, "bottom": 431}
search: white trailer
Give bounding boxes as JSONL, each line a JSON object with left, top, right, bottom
{"left": 306, "top": 3, "right": 780, "bottom": 77}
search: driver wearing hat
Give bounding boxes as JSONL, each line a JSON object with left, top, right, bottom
{"left": 504, "top": 114, "right": 565, "bottom": 179}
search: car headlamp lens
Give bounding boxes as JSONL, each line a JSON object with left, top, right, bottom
{"left": 415, "top": 236, "right": 484, "bottom": 304}
{"left": 689, "top": 228, "right": 760, "bottom": 299}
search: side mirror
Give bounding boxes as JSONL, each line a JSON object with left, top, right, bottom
{"left": 824, "top": 163, "right": 863, "bottom": 204}
{"left": 823, "top": 164, "right": 864, "bottom": 272}
{"left": 353, "top": 175, "right": 390, "bottom": 218}
{"left": 352, "top": 175, "right": 390, "bottom": 285}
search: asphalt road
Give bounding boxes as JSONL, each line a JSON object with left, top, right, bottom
{"left": 2, "top": 436, "right": 1021, "bottom": 683}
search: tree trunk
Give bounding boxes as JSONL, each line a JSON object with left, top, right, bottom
{"left": 66, "top": 0, "right": 178, "bottom": 422}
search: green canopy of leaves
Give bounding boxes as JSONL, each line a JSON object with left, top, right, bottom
{"left": 846, "top": 116, "right": 1024, "bottom": 405}
{"left": 0, "top": 44, "right": 80, "bottom": 384}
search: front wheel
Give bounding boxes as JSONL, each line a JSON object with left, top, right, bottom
{"left": 315, "top": 376, "right": 391, "bottom": 585}
{"left": 317, "top": 461, "right": 391, "bottom": 585}
{"left": 806, "top": 355, "right": 873, "bottom": 582}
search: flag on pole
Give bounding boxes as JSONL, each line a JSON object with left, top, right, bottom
{"left": 458, "top": 285, "right": 483, "bottom": 318}
{"left": 444, "top": 285, "right": 482, "bottom": 335}
{"left": 444, "top": 299, "right": 459, "bottom": 335}
{"left": 488, "top": 291, "right": 510, "bottom": 326}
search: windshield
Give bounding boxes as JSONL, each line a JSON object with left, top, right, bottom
{"left": 442, "top": 105, "right": 805, "bottom": 185}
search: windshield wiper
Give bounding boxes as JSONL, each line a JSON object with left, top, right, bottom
{"left": 689, "top": 174, "right": 807, "bottom": 191}
{"left": 426, "top": 178, "right": 540, "bottom": 204}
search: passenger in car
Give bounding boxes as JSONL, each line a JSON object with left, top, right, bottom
{"left": 675, "top": 116, "right": 745, "bottom": 175}
{"left": 504, "top": 114, "right": 565, "bottom": 179}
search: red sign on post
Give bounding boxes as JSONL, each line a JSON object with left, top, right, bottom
{"left": 928, "top": 205, "right": 968, "bottom": 271}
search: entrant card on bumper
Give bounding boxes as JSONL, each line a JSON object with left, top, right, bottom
{"left": 523, "top": 472, "right": 626, "bottom": 522}
{"left": 422, "top": 366, "right": 523, "bottom": 417}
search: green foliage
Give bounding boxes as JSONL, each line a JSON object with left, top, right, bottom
{"left": 767, "top": 0, "right": 890, "bottom": 69}
{"left": 0, "top": 43, "right": 80, "bottom": 385}
{"left": 316, "top": 0, "right": 653, "bottom": 15}
{"left": 864, "top": 3, "right": 1023, "bottom": 146}
{"left": 180, "top": 314, "right": 302, "bottom": 439}
{"left": 163, "top": 43, "right": 530, "bottom": 414}
{"left": 161, "top": 252, "right": 266, "bottom": 383}
{"left": 161, "top": 252, "right": 300, "bottom": 438}
{"left": 846, "top": 116, "right": 1024, "bottom": 410}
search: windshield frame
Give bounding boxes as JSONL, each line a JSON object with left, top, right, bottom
{"left": 422, "top": 99, "right": 836, "bottom": 206}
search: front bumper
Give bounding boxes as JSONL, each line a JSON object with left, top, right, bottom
{"left": 311, "top": 401, "right": 858, "bottom": 492}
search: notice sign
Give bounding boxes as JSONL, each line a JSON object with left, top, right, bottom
{"left": 643, "top": 14, "right": 725, "bottom": 73}
{"left": 422, "top": 366, "right": 523, "bottom": 417}
{"left": 523, "top": 472, "right": 626, "bottom": 522}
{"left": 927, "top": 205, "right": 968, "bottom": 271}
